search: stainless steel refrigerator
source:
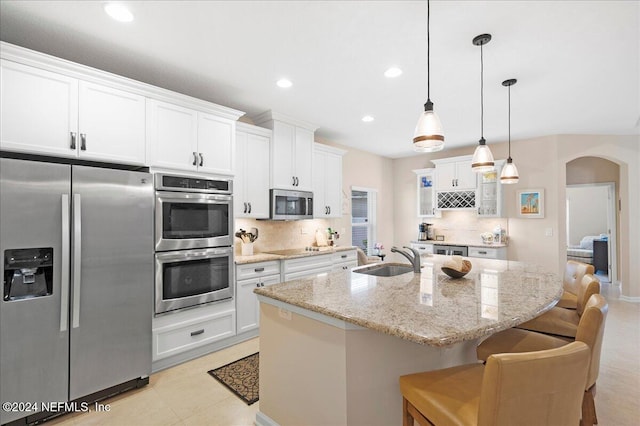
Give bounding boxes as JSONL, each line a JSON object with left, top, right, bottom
{"left": 0, "top": 157, "right": 153, "bottom": 424}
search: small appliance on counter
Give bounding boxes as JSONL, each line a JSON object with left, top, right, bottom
{"left": 418, "top": 223, "right": 434, "bottom": 241}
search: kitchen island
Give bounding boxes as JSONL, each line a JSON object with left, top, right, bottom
{"left": 254, "top": 255, "right": 563, "bottom": 426}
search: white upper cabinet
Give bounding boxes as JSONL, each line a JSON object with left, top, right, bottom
{"left": 78, "top": 81, "right": 145, "bottom": 164}
{"left": 1, "top": 60, "right": 145, "bottom": 165}
{"left": 1, "top": 42, "right": 244, "bottom": 169}
{"left": 412, "top": 168, "right": 441, "bottom": 218}
{"left": 433, "top": 156, "right": 477, "bottom": 191}
{"left": 476, "top": 160, "right": 505, "bottom": 217}
{"left": 146, "top": 99, "right": 236, "bottom": 175}
{"left": 253, "top": 111, "right": 318, "bottom": 191}
{"left": 313, "top": 143, "right": 346, "bottom": 218}
{"left": 235, "top": 123, "right": 271, "bottom": 219}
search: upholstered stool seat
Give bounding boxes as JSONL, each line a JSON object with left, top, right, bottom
{"left": 400, "top": 342, "right": 590, "bottom": 426}
{"left": 477, "top": 294, "right": 608, "bottom": 426}
{"left": 557, "top": 260, "right": 595, "bottom": 309}
{"left": 517, "top": 273, "right": 599, "bottom": 338}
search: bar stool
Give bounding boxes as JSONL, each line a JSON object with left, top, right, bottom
{"left": 477, "top": 294, "right": 608, "bottom": 426}
{"left": 399, "top": 341, "right": 590, "bottom": 426}
{"left": 516, "top": 273, "right": 599, "bottom": 338}
{"left": 558, "top": 260, "right": 595, "bottom": 309}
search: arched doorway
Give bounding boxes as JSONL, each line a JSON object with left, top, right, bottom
{"left": 565, "top": 156, "right": 620, "bottom": 284}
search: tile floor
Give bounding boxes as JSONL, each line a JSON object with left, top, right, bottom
{"left": 48, "top": 282, "right": 639, "bottom": 425}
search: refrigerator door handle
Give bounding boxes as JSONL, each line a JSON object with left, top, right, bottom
{"left": 72, "top": 193, "right": 82, "bottom": 329}
{"left": 60, "top": 194, "right": 70, "bottom": 332}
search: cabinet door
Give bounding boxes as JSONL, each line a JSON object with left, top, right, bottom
{"left": 197, "top": 112, "right": 234, "bottom": 175}
{"left": 271, "top": 121, "right": 295, "bottom": 189}
{"left": 78, "top": 81, "right": 145, "bottom": 165}
{"left": 146, "top": 99, "right": 198, "bottom": 171}
{"left": 245, "top": 133, "right": 270, "bottom": 218}
{"left": 1, "top": 60, "right": 78, "bottom": 158}
{"left": 237, "top": 277, "right": 260, "bottom": 333}
{"left": 312, "top": 150, "right": 327, "bottom": 217}
{"left": 435, "top": 162, "right": 456, "bottom": 190}
{"left": 234, "top": 131, "right": 248, "bottom": 217}
{"left": 324, "top": 152, "right": 342, "bottom": 217}
{"left": 293, "top": 127, "right": 314, "bottom": 191}
{"left": 455, "top": 160, "right": 477, "bottom": 190}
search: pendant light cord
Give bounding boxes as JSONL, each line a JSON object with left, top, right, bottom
{"left": 427, "top": 0, "right": 430, "bottom": 100}
{"left": 480, "top": 42, "right": 484, "bottom": 139}
{"left": 508, "top": 84, "right": 511, "bottom": 158}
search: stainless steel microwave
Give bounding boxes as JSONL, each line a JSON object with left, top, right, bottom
{"left": 269, "top": 189, "right": 313, "bottom": 220}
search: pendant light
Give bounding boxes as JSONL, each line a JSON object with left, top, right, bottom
{"left": 471, "top": 34, "right": 495, "bottom": 172}
{"left": 413, "top": 0, "right": 444, "bottom": 152}
{"left": 500, "top": 78, "right": 520, "bottom": 184}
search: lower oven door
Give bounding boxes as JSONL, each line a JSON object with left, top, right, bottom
{"left": 155, "top": 247, "right": 234, "bottom": 315}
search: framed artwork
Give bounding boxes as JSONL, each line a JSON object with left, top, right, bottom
{"left": 517, "top": 189, "right": 544, "bottom": 218}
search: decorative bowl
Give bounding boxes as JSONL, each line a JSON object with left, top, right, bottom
{"left": 441, "top": 267, "right": 469, "bottom": 279}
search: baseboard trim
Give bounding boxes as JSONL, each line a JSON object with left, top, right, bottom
{"left": 255, "top": 411, "right": 280, "bottom": 426}
{"left": 619, "top": 295, "right": 640, "bottom": 303}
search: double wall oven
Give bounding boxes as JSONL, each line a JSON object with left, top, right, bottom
{"left": 154, "top": 173, "right": 234, "bottom": 315}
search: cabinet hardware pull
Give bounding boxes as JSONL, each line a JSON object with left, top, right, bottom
{"left": 295, "top": 176, "right": 299, "bottom": 186}
{"left": 199, "top": 153, "right": 204, "bottom": 167}
{"left": 256, "top": 283, "right": 260, "bottom": 288}
{"left": 190, "top": 329, "right": 205, "bottom": 337}
{"left": 192, "top": 152, "right": 198, "bottom": 166}
{"left": 478, "top": 251, "right": 487, "bottom": 254}
{"left": 261, "top": 283, "right": 265, "bottom": 287}
{"left": 244, "top": 202, "right": 248, "bottom": 213}
{"left": 254, "top": 267, "right": 265, "bottom": 272}
{"left": 292, "top": 176, "right": 296, "bottom": 186}
{"left": 328, "top": 206, "right": 331, "bottom": 214}
{"left": 80, "top": 133, "right": 87, "bottom": 151}
{"left": 341, "top": 255, "right": 347, "bottom": 259}
{"left": 248, "top": 202, "right": 252, "bottom": 213}
{"left": 70, "top": 132, "right": 77, "bottom": 150}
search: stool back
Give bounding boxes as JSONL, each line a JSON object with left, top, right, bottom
{"left": 564, "top": 260, "right": 594, "bottom": 296}
{"left": 575, "top": 294, "right": 608, "bottom": 389}
{"left": 576, "top": 274, "right": 601, "bottom": 315}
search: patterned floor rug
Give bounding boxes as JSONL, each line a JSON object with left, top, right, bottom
{"left": 208, "top": 352, "right": 259, "bottom": 405}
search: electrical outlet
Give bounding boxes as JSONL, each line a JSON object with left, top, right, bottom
{"left": 278, "top": 308, "right": 292, "bottom": 320}
{"left": 301, "top": 228, "right": 308, "bottom": 235}
{"left": 545, "top": 228, "right": 553, "bottom": 237}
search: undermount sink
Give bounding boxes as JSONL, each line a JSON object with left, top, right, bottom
{"left": 353, "top": 263, "right": 415, "bottom": 277}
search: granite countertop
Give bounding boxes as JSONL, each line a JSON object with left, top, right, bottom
{"left": 411, "top": 240, "right": 508, "bottom": 248}
{"left": 235, "top": 245, "right": 356, "bottom": 264}
{"left": 254, "top": 255, "right": 562, "bottom": 347}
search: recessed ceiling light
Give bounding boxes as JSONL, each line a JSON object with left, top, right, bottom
{"left": 104, "top": 3, "right": 134, "bottom": 23}
{"left": 276, "top": 78, "right": 292, "bottom": 88}
{"left": 384, "top": 67, "right": 402, "bottom": 78}
{"left": 362, "top": 115, "right": 375, "bottom": 123}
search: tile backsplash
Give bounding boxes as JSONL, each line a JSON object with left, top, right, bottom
{"left": 417, "top": 211, "right": 509, "bottom": 245}
{"left": 234, "top": 218, "right": 343, "bottom": 254}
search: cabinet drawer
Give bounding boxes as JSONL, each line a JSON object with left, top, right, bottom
{"left": 333, "top": 249, "right": 357, "bottom": 264}
{"left": 236, "top": 260, "right": 281, "bottom": 280}
{"left": 411, "top": 243, "right": 434, "bottom": 254}
{"left": 153, "top": 310, "right": 235, "bottom": 360}
{"left": 468, "top": 247, "right": 507, "bottom": 260}
{"left": 332, "top": 260, "right": 357, "bottom": 272}
{"left": 283, "top": 253, "right": 333, "bottom": 274}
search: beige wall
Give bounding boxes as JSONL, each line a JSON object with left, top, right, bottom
{"left": 391, "top": 134, "right": 639, "bottom": 298}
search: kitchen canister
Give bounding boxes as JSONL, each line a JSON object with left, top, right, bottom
{"left": 241, "top": 242, "right": 254, "bottom": 256}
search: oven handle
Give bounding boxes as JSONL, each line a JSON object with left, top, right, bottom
{"left": 155, "top": 247, "right": 232, "bottom": 262}
{"left": 156, "top": 191, "right": 232, "bottom": 203}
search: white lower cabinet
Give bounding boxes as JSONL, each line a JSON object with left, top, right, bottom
{"left": 283, "top": 254, "right": 334, "bottom": 281}
{"left": 152, "top": 301, "right": 236, "bottom": 361}
{"left": 410, "top": 243, "right": 434, "bottom": 254}
{"left": 468, "top": 246, "right": 507, "bottom": 260}
{"left": 236, "top": 261, "right": 281, "bottom": 333}
{"left": 332, "top": 249, "right": 358, "bottom": 272}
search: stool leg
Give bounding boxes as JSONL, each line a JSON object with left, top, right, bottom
{"left": 403, "top": 397, "right": 413, "bottom": 426}
{"left": 581, "top": 385, "right": 597, "bottom": 426}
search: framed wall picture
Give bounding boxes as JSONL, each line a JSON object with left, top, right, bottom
{"left": 517, "top": 189, "right": 544, "bottom": 218}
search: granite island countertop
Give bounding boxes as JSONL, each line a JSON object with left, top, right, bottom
{"left": 254, "top": 255, "right": 562, "bottom": 347}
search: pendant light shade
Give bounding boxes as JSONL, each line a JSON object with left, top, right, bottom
{"left": 500, "top": 78, "right": 519, "bottom": 184}
{"left": 471, "top": 34, "right": 494, "bottom": 172}
{"left": 413, "top": 0, "right": 444, "bottom": 152}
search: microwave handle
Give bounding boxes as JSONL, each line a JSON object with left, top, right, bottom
{"left": 307, "top": 197, "right": 313, "bottom": 215}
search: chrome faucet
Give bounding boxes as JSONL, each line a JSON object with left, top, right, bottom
{"left": 390, "top": 246, "right": 422, "bottom": 273}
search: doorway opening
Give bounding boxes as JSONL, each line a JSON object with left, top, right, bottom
{"left": 351, "top": 187, "right": 377, "bottom": 255}
{"left": 566, "top": 183, "right": 617, "bottom": 283}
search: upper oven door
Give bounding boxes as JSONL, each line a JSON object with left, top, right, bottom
{"left": 155, "top": 191, "right": 232, "bottom": 251}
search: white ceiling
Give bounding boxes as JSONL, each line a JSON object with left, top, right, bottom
{"left": 1, "top": 1, "right": 638, "bottom": 158}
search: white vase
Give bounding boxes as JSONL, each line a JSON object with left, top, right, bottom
{"left": 241, "top": 242, "right": 254, "bottom": 256}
